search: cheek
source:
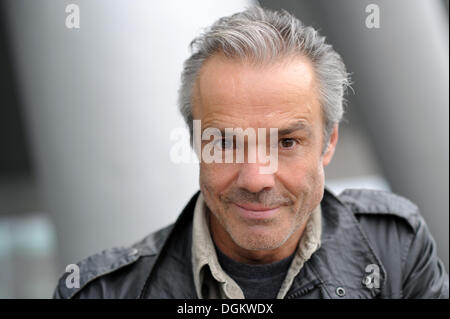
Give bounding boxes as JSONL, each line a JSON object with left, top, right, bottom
{"left": 200, "top": 163, "right": 237, "bottom": 197}
{"left": 276, "top": 155, "right": 325, "bottom": 198}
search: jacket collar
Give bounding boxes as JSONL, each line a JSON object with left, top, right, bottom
{"left": 285, "top": 188, "right": 387, "bottom": 298}
{"left": 139, "top": 191, "right": 199, "bottom": 298}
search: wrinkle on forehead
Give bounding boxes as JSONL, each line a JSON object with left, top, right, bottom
{"left": 192, "top": 54, "right": 320, "bottom": 127}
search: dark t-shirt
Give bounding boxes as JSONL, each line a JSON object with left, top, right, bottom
{"left": 215, "top": 246, "right": 295, "bottom": 299}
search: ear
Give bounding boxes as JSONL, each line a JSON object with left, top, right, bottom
{"left": 322, "top": 124, "right": 339, "bottom": 167}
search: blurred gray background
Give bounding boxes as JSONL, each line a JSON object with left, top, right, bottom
{"left": 0, "top": 0, "right": 448, "bottom": 298}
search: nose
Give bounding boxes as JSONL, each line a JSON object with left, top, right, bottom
{"left": 235, "top": 162, "right": 276, "bottom": 193}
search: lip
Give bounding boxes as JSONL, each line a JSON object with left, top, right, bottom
{"left": 233, "top": 202, "right": 280, "bottom": 220}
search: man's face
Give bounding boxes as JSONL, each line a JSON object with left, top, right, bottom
{"left": 193, "top": 54, "right": 337, "bottom": 257}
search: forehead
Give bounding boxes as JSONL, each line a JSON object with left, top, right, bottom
{"left": 193, "top": 53, "right": 321, "bottom": 129}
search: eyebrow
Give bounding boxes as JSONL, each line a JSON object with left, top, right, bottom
{"left": 202, "top": 120, "right": 312, "bottom": 137}
{"left": 278, "top": 121, "right": 312, "bottom": 136}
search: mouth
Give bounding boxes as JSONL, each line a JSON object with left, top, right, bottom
{"left": 232, "top": 202, "right": 280, "bottom": 220}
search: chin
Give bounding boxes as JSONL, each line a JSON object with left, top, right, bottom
{"left": 229, "top": 223, "right": 292, "bottom": 251}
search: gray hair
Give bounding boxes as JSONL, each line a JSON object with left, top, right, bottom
{"left": 178, "top": 6, "right": 351, "bottom": 149}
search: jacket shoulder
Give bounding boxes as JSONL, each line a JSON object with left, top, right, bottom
{"left": 338, "top": 188, "right": 420, "bottom": 230}
{"left": 53, "top": 223, "right": 174, "bottom": 299}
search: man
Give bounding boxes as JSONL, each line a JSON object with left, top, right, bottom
{"left": 53, "top": 6, "right": 448, "bottom": 299}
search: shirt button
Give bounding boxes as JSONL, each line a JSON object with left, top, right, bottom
{"left": 336, "top": 287, "right": 346, "bottom": 297}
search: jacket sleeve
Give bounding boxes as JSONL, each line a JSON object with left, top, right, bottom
{"left": 401, "top": 215, "right": 449, "bottom": 298}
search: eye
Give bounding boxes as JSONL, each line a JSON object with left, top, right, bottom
{"left": 279, "top": 138, "right": 298, "bottom": 149}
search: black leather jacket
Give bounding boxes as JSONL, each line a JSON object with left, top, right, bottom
{"left": 53, "top": 189, "right": 449, "bottom": 299}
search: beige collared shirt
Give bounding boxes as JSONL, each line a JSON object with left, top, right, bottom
{"left": 191, "top": 192, "right": 322, "bottom": 299}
